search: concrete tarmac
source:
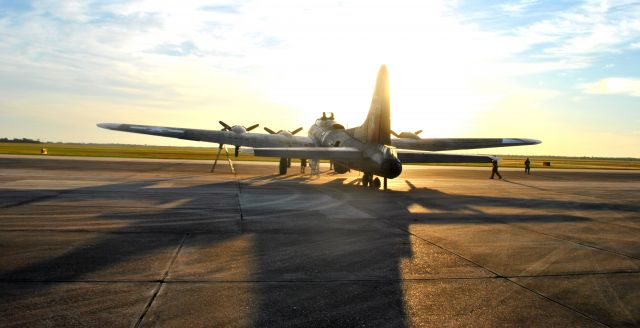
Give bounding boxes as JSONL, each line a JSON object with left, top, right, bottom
{"left": 1, "top": 155, "right": 639, "bottom": 327}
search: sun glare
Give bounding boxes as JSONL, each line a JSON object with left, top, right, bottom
{"left": 238, "top": 1, "right": 498, "bottom": 137}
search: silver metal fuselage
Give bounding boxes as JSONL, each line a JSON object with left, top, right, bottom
{"left": 308, "top": 118, "right": 402, "bottom": 179}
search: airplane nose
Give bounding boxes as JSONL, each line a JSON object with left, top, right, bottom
{"left": 382, "top": 158, "right": 402, "bottom": 179}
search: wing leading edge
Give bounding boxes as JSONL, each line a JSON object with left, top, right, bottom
{"left": 391, "top": 138, "right": 541, "bottom": 151}
{"left": 97, "top": 123, "right": 313, "bottom": 148}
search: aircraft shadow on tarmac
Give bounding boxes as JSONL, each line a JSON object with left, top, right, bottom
{"left": 1, "top": 175, "right": 639, "bottom": 326}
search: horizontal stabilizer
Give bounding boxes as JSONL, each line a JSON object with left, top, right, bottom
{"left": 254, "top": 147, "right": 362, "bottom": 160}
{"left": 397, "top": 150, "right": 497, "bottom": 163}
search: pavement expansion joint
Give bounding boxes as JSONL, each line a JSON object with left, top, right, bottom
{"left": 507, "top": 270, "right": 640, "bottom": 279}
{"left": 0, "top": 192, "right": 65, "bottom": 209}
{"left": 505, "top": 277, "right": 611, "bottom": 327}
{"left": 2, "top": 271, "right": 638, "bottom": 285}
{"left": 0, "top": 229, "right": 193, "bottom": 235}
{"left": 134, "top": 233, "right": 189, "bottom": 328}
{"left": 388, "top": 222, "right": 501, "bottom": 278}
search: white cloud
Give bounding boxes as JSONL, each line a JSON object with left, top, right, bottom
{"left": 579, "top": 78, "right": 640, "bottom": 97}
{"left": 631, "top": 41, "right": 640, "bottom": 49}
{"left": 508, "top": 0, "right": 640, "bottom": 68}
{"left": 500, "top": 0, "right": 539, "bottom": 13}
{"left": 1, "top": 0, "right": 639, "bottom": 155}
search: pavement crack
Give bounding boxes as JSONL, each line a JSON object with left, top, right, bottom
{"left": 0, "top": 192, "right": 65, "bottom": 209}
{"left": 388, "top": 221, "right": 502, "bottom": 278}
{"left": 134, "top": 233, "right": 189, "bottom": 328}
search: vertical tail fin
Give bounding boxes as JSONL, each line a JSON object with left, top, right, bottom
{"left": 350, "top": 65, "right": 391, "bottom": 145}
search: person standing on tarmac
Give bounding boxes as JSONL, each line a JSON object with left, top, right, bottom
{"left": 491, "top": 159, "right": 502, "bottom": 179}
{"left": 301, "top": 158, "right": 307, "bottom": 173}
{"left": 524, "top": 158, "right": 531, "bottom": 174}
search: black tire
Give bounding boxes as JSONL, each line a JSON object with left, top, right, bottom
{"left": 362, "top": 174, "right": 369, "bottom": 187}
{"left": 373, "top": 177, "right": 381, "bottom": 189}
{"left": 279, "top": 158, "right": 287, "bottom": 175}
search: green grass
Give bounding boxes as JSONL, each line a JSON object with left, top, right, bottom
{"left": 0, "top": 143, "right": 279, "bottom": 162}
{"left": 2, "top": 143, "right": 639, "bottom": 170}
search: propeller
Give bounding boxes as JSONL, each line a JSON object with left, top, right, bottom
{"left": 219, "top": 120, "right": 232, "bottom": 131}
{"left": 390, "top": 129, "right": 423, "bottom": 139}
{"left": 264, "top": 127, "right": 303, "bottom": 136}
{"left": 217, "top": 121, "right": 259, "bottom": 157}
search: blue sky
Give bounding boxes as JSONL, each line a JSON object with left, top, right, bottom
{"left": 0, "top": 0, "right": 639, "bottom": 157}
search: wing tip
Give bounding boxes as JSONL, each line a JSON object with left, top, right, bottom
{"left": 97, "top": 123, "right": 121, "bottom": 130}
{"left": 502, "top": 138, "right": 542, "bottom": 145}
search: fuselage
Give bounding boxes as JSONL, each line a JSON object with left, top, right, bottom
{"left": 308, "top": 117, "right": 402, "bottom": 179}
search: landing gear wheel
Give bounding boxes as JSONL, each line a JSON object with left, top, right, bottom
{"left": 279, "top": 157, "right": 288, "bottom": 175}
{"left": 373, "top": 177, "right": 381, "bottom": 189}
{"left": 362, "top": 173, "right": 371, "bottom": 187}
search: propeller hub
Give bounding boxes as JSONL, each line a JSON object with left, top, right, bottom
{"left": 231, "top": 125, "right": 246, "bottom": 134}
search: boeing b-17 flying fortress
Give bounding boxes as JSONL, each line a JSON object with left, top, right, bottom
{"left": 98, "top": 65, "right": 541, "bottom": 189}
{"left": 4, "top": 0, "right": 640, "bottom": 325}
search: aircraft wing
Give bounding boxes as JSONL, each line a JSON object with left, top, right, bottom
{"left": 97, "top": 123, "right": 313, "bottom": 148}
{"left": 253, "top": 147, "right": 363, "bottom": 160}
{"left": 397, "top": 150, "right": 497, "bottom": 163}
{"left": 391, "top": 138, "right": 541, "bottom": 151}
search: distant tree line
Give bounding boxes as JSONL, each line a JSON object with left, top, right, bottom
{"left": 0, "top": 138, "right": 42, "bottom": 143}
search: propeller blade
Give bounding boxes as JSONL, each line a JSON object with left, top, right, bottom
{"left": 291, "top": 127, "right": 303, "bottom": 135}
{"left": 390, "top": 130, "right": 399, "bottom": 138}
{"left": 246, "top": 123, "right": 259, "bottom": 131}
{"left": 414, "top": 129, "right": 423, "bottom": 135}
{"left": 264, "top": 127, "right": 277, "bottom": 134}
{"left": 219, "top": 121, "right": 232, "bottom": 131}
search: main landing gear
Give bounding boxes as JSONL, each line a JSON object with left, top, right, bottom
{"left": 362, "top": 173, "right": 387, "bottom": 190}
{"left": 279, "top": 157, "right": 288, "bottom": 175}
